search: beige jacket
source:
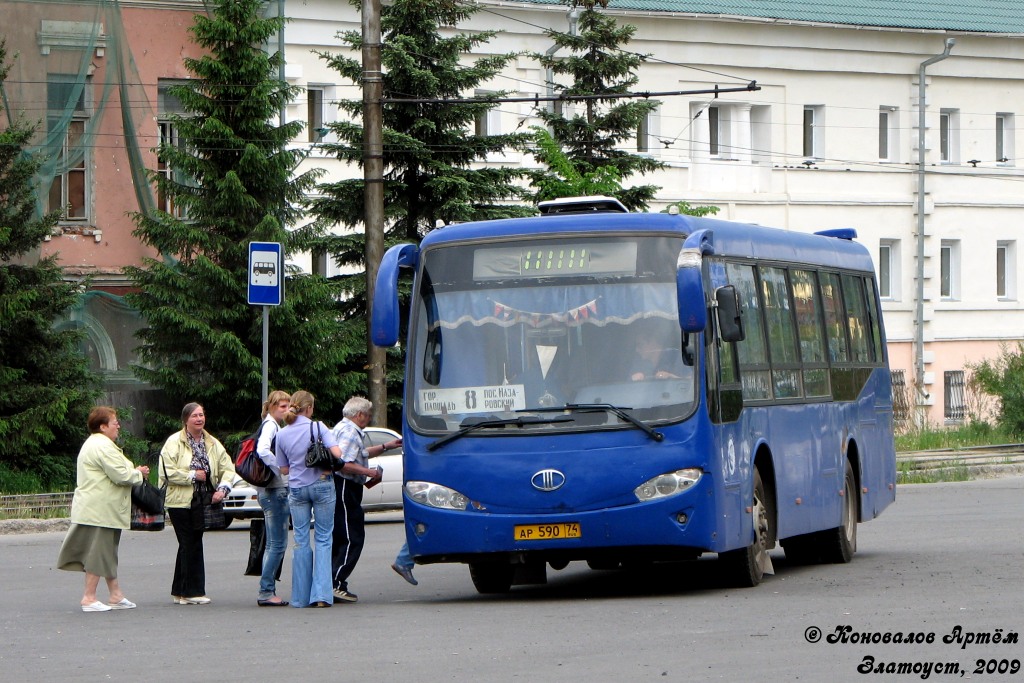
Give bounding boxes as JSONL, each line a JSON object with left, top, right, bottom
{"left": 69, "top": 433, "right": 143, "bottom": 529}
{"left": 159, "top": 429, "right": 235, "bottom": 509}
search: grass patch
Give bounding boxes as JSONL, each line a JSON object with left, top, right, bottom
{"left": 0, "top": 507, "right": 70, "bottom": 521}
{"left": 897, "top": 458, "right": 971, "bottom": 484}
{"left": 895, "top": 421, "right": 1019, "bottom": 452}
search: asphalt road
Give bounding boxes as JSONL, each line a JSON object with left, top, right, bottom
{"left": 3, "top": 478, "right": 1023, "bottom": 682}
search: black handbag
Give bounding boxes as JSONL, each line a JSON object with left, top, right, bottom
{"left": 304, "top": 422, "right": 334, "bottom": 470}
{"left": 244, "top": 518, "right": 283, "bottom": 579}
{"left": 191, "top": 482, "right": 227, "bottom": 530}
{"left": 130, "top": 456, "right": 167, "bottom": 531}
{"left": 131, "top": 479, "right": 165, "bottom": 515}
{"left": 130, "top": 502, "right": 165, "bottom": 531}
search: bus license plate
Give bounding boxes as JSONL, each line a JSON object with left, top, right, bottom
{"left": 514, "top": 523, "right": 581, "bottom": 541}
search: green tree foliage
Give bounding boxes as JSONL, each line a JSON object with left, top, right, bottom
{"left": 969, "top": 343, "right": 1024, "bottom": 435}
{"left": 0, "top": 41, "right": 99, "bottom": 491}
{"left": 529, "top": 127, "right": 623, "bottom": 200}
{"left": 309, "top": 0, "right": 535, "bottom": 415}
{"left": 661, "top": 201, "right": 721, "bottom": 217}
{"left": 533, "top": 2, "right": 662, "bottom": 211}
{"left": 125, "top": 0, "right": 358, "bottom": 441}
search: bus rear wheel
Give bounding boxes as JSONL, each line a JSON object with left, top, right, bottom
{"left": 818, "top": 459, "right": 857, "bottom": 564}
{"left": 469, "top": 562, "right": 514, "bottom": 594}
{"left": 720, "top": 468, "right": 774, "bottom": 587}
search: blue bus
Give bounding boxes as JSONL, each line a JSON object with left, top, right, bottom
{"left": 372, "top": 197, "right": 896, "bottom": 593}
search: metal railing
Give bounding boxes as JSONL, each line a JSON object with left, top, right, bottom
{"left": 0, "top": 492, "right": 73, "bottom": 518}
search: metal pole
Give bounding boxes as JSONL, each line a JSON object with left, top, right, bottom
{"left": 363, "top": 0, "right": 387, "bottom": 425}
{"left": 914, "top": 38, "right": 954, "bottom": 422}
{"left": 262, "top": 305, "right": 269, "bottom": 402}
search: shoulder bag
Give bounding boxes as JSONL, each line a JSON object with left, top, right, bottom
{"left": 305, "top": 421, "right": 334, "bottom": 470}
{"left": 235, "top": 421, "right": 274, "bottom": 486}
{"left": 130, "top": 456, "right": 167, "bottom": 531}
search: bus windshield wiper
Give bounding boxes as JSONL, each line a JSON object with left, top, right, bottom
{"left": 427, "top": 415, "right": 575, "bottom": 451}
{"left": 525, "top": 404, "right": 664, "bottom": 442}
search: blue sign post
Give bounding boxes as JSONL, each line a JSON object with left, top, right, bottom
{"left": 248, "top": 242, "right": 283, "bottom": 306}
{"left": 248, "top": 242, "right": 283, "bottom": 400}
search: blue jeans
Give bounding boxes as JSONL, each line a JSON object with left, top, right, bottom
{"left": 257, "top": 487, "right": 289, "bottom": 599}
{"left": 288, "top": 478, "right": 335, "bottom": 607}
{"left": 394, "top": 541, "right": 413, "bottom": 570}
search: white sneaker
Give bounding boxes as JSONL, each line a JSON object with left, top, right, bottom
{"left": 181, "top": 596, "right": 211, "bottom": 605}
{"left": 82, "top": 601, "right": 112, "bottom": 612}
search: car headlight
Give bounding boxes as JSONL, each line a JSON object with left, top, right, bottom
{"left": 406, "top": 481, "right": 481, "bottom": 511}
{"left": 633, "top": 468, "right": 703, "bottom": 502}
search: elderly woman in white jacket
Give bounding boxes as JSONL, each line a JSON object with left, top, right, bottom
{"left": 57, "top": 406, "right": 149, "bottom": 612}
{"left": 160, "top": 402, "right": 234, "bottom": 605}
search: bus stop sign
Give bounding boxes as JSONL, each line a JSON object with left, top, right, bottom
{"left": 248, "top": 242, "right": 283, "bottom": 306}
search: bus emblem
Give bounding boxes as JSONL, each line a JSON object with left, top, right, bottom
{"left": 531, "top": 469, "right": 566, "bottom": 492}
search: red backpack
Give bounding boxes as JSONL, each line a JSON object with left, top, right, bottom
{"left": 234, "top": 421, "right": 274, "bottom": 486}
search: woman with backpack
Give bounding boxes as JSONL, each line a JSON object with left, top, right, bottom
{"left": 254, "top": 390, "right": 291, "bottom": 606}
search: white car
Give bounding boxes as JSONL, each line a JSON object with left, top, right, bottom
{"left": 221, "top": 426, "right": 404, "bottom": 527}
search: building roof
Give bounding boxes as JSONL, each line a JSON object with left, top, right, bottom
{"left": 513, "top": 0, "right": 1024, "bottom": 34}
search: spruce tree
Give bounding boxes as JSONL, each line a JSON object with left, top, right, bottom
{"left": 0, "top": 41, "right": 99, "bottom": 490}
{"left": 309, "top": 0, "right": 535, "bottom": 415}
{"left": 533, "top": 1, "right": 662, "bottom": 211}
{"left": 125, "top": 0, "right": 357, "bottom": 440}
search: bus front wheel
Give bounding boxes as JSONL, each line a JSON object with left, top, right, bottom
{"left": 469, "top": 562, "right": 514, "bottom": 594}
{"left": 720, "top": 468, "right": 774, "bottom": 587}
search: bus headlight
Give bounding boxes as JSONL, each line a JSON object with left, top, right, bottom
{"left": 633, "top": 469, "right": 703, "bottom": 502}
{"left": 406, "top": 481, "right": 478, "bottom": 511}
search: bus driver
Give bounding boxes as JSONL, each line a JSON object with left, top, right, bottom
{"left": 629, "top": 335, "right": 684, "bottom": 381}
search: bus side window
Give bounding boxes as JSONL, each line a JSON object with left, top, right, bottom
{"left": 791, "top": 269, "right": 831, "bottom": 397}
{"left": 820, "top": 271, "right": 850, "bottom": 363}
{"left": 841, "top": 273, "right": 873, "bottom": 363}
{"left": 726, "top": 262, "right": 771, "bottom": 400}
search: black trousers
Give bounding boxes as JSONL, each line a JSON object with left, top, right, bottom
{"left": 331, "top": 476, "right": 365, "bottom": 591}
{"left": 168, "top": 506, "right": 206, "bottom": 597}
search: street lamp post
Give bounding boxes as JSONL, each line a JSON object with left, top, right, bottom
{"left": 363, "top": 0, "right": 387, "bottom": 425}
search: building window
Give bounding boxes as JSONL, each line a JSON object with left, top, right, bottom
{"left": 996, "top": 113, "right": 1014, "bottom": 165}
{"left": 879, "top": 106, "right": 899, "bottom": 161}
{"left": 879, "top": 239, "right": 900, "bottom": 300}
{"left": 308, "top": 87, "right": 324, "bottom": 142}
{"left": 46, "top": 75, "right": 90, "bottom": 222}
{"left": 634, "top": 112, "right": 651, "bottom": 152}
{"left": 997, "top": 240, "right": 1016, "bottom": 300}
{"left": 940, "top": 108, "right": 959, "bottom": 163}
{"left": 474, "top": 91, "right": 500, "bottom": 137}
{"left": 709, "top": 105, "right": 721, "bottom": 157}
{"left": 940, "top": 240, "right": 960, "bottom": 300}
{"left": 944, "top": 370, "right": 966, "bottom": 423}
{"left": 157, "top": 80, "right": 189, "bottom": 218}
{"left": 891, "top": 369, "right": 911, "bottom": 423}
{"left": 803, "top": 105, "right": 824, "bottom": 159}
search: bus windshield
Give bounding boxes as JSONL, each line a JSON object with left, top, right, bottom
{"left": 407, "top": 235, "right": 698, "bottom": 433}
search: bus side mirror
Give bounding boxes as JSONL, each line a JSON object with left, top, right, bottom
{"left": 676, "top": 229, "right": 715, "bottom": 334}
{"left": 715, "top": 285, "right": 745, "bottom": 342}
{"left": 372, "top": 243, "right": 419, "bottom": 347}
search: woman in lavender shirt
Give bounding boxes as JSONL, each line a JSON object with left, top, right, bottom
{"left": 275, "top": 390, "right": 341, "bottom": 608}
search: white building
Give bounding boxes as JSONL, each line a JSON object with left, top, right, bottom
{"left": 279, "top": 0, "right": 1024, "bottom": 426}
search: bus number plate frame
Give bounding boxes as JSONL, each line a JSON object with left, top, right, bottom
{"left": 514, "top": 522, "right": 581, "bottom": 541}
